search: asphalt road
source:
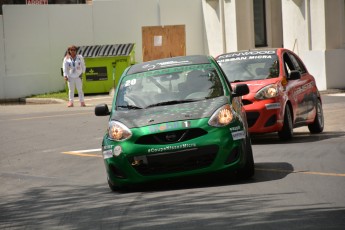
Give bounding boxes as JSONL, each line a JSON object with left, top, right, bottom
{"left": 0, "top": 94, "right": 344, "bottom": 229}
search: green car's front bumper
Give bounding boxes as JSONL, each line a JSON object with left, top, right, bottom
{"left": 102, "top": 118, "right": 248, "bottom": 188}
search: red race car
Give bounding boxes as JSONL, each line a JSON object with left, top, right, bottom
{"left": 216, "top": 48, "right": 324, "bottom": 140}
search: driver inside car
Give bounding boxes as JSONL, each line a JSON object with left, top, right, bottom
{"left": 178, "top": 70, "right": 212, "bottom": 99}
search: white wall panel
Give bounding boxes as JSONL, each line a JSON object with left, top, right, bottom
{"left": 325, "top": 49, "right": 345, "bottom": 89}
{"left": 3, "top": 6, "right": 51, "bottom": 98}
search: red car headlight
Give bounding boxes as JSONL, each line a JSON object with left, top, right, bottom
{"left": 255, "top": 84, "right": 279, "bottom": 99}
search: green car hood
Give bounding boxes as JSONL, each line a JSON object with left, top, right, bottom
{"left": 111, "top": 97, "right": 228, "bottom": 128}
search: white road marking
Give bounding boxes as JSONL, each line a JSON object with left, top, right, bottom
{"left": 256, "top": 167, "right": 345, "bottom": 177}
{"left": 327, "top": 93, "right": 345, "bottom": 96}
{"left": 62, "top": 148, "right": 102, "bottom": 158}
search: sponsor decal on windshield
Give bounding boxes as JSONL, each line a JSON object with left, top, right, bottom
{"left": 142, "top": 60, "right": 191, "bottom": 70}
{"left": 128, "top": 64, "right": 213, "bottom": 78}
{"left": 124, "top": 79, "right": 137, "bottom": 87}
{"left": 217, "top": 50, "right": 276, "bottom": 63}
{"left": 218, "top": 55, "right": 274, "bottom": 63}
{"left": 218, "top": 50, "right": 276, "bottom": 59}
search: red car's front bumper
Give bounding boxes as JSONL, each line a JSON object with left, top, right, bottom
{"left": 243, "top": 97, "right": 284, "bottom": 134}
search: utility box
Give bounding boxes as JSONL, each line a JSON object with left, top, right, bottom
{"left": 65, "top": 44, "right": 135, "bottom": 94}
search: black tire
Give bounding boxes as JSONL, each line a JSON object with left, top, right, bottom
{"left": 237, "top": 138, "right": 255, "bottom": 180}
{"left": 308, "top": 99, "right": 324, "bottom": 133}
{"left": 278, "top": 105, "right": 293, "bottom": 140}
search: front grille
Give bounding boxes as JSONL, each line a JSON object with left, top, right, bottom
{"left": 109, "top": 164, "right": 127, "bottom": 179}
{"left": 128, "top": 145, "right": 218, "bottom": 176}
{"left": 246, "top": 112, "right": 260, "bottom": 128}
{"left": 136, "top": 128, "right": 208, "bottom": 145}
{"left": 224, "top": 146, "right": 240, "bottom": 164}
{"left": 264, "top": 114, "right": 277, "bottom": 127}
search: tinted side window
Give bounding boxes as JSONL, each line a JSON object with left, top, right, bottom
{"left": 216, "top": 64, "right": 232, "bottom": 93}
{"left": 288, "top": 53, "right": 306, "bottom": 74}
{"left": 283, "top": 53, "right": 295, "bottom": 76}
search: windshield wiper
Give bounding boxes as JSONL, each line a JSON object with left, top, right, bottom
{"left": 117, "top": 105, "right": 143, "bottom": 110}
{"left": 232, "top": 79, "right": 259, "bottom": 83}
{"left": 146, "top": 99, "right": 199, "bottom": 108}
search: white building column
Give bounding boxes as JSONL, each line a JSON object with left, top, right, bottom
{"left": 223, "top": 0, "right": 255, "bottom": 52}
{"left": 282, "top": 0, "right": 345, "bottom": 90}
{"left": 202, "top": 0, "right": 225, "bottom": 56}
{"left": 202, "top": 0, "right": 255, "bottom": 56}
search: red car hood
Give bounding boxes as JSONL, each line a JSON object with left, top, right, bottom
{"left": 231, "top": 78, "right": 280, "bottom": 93}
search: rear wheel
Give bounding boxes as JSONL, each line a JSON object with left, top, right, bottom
{"left": 278, "top": 105, "right": 293, "bottom": 140}
{"left": 308, "top": 99, "right": 324, "bottom": 133}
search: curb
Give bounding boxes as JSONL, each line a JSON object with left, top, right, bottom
{"left": 320, "top": 89, "right": 345, "bottom": 95}
{"left": 21, "top": 98, "right": 66, "bottom": 104}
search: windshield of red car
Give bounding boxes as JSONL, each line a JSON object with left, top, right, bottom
{"left": 217, "top": 52, "right": 279, "bottom": 82}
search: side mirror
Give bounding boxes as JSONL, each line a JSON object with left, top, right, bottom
{"left": 288, "top": 70, "right": 301, "bottom": 80}
{"left": 232, "top": 84, "right": 249, "bottom": 97}
{"left": 95, "top": 104, "right": 110, "bottom": 116}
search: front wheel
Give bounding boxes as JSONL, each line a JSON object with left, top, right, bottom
{"left": 278, "top": 105, "right": 293, "bottom": 140}
{"left": 237, "top": 137, "right": 255, "bottom": 180}
{"left": 308, "top": 99, "right": 324, "bottom": 133}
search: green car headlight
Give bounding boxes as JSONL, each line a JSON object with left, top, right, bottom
{"left": 255, "top": 84, "right": 279, "bottom": 99}
{"left": 208, "top": 104, "right": 234, "bottom": 127}
{"left": 108, "top": 121, "right": 132, "bottom": 141}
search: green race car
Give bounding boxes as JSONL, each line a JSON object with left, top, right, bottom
{"left": 95, "top": 55, "right": 254, "bottom": 191}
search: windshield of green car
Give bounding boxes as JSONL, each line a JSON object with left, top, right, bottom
{"left": 115, "top": 64, "right": 225, "bottom": 110}
{"left": 217, "top": 52, "right": 279, "bottom": 82}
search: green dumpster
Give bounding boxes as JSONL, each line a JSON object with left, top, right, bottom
{"left": 65, "top": 43, "right": 135, "bottom": 94}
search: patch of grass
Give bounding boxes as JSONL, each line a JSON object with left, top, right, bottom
{"left": 30, "top": 91, "right": 68, "bottom": 101}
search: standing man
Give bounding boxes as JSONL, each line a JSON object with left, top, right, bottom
{"left": 62, "top": 45, "right": 86, "bottom": 107}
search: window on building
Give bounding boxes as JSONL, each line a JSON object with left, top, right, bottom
{"left": 253, "top": 0, "right": 267, "bottom": 47}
